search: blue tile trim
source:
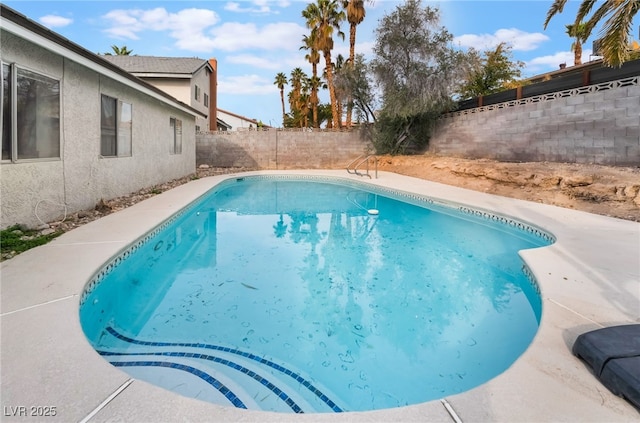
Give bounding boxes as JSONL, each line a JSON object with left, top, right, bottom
{"left": 106, "top": 327, "right": 343, "bottom": 412}
{"left": 99, "top": 351, "right": 303, "bottom": 413}
{"left": 110, "top": 360, "right": 247, "bottom": 409}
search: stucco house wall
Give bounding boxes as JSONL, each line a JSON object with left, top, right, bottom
{"left": 102, "top": 56, "right": 214, "bottom": 134}
{"left": 150, "top": 79, "right": 190, "bottom": 104}
{"left": 217, "top": 109, "right": 261, "bottom": 131}
{"left": 0, "top": 11, "right": 200, "bottom": 229}
{"left": 141, "top": 68, "right": 210, "bottom": 132}
{"left": 190, "top": 66, "right": 211, "bottom": 132}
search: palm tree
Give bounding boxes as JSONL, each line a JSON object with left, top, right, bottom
{"left": 302, "top": 0, "right": 346, "bottom": 129}
{"left": 300, "top": 77, "right": 311, "bottom": 128}
{"left": 342, "top": 0, "right": 366, "bottom": 127}
{"left": 333, "top": 54, "right": 346, "bottom": 127}
{"left": 544, "top": 0, "right": 639, "bottom": 67}
{"left": 308, "top": 75, "right": 323, "bottom": 128}
{"left": 565, "top": 22, "right": 590, "bottom": 66}
{"left": 289, "top": 68, "right": 308, "bottom": 128}
{"left": 108, "top": 45, "right": 133, "bottom": 55}
{"left": 274, "top": 72, "right": 288, "bottom": 126}
{"left": 301, "top": 32, "right": 321, "bottom": 127}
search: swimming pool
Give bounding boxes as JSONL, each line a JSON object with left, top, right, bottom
{"left": 80, "top": 176, "right": 554, "bottom": 413}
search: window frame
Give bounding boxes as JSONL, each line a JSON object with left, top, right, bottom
{"left": 1, "top": 62, "right": 62, "bottom": 163}
{"left": 100, "top": 93, "right": 132, "bottom": 158}
{"left": 194, "top": 85, "right": 200, "bottom": 101}
{"left": 204, "top": 93, "right": 209, "bottom": 108}
{"left": 169, "top": 117, "right": 182, "bottom": 155}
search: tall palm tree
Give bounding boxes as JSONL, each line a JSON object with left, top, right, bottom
{"left": 301, "top": 32, "right": 321, "bottom": 128}
{"left": 289, "top": 68, "right": 308, "bottom": 128}
{"left": 274, "top": 72, "right": 288, "bottom": 126}
{"left": 544, "top": 0, "right": 639, "bottom": 67}
{"left": 307, "top": 75, "right": 323, "bottom": 128}
{"left": 332, "top": 54, "right": 346, "bottom": 127}
{"left": 565, "top": 22, "right": 590, "bottom": 66}
{"left": 302, "top": 0, "right": 346, "bottom": 129}
{"left": 300, "top": 77, "right": 311, "bottom": 128}
{"left": 289, "top": 67, "right": 305, "bottom": 109}
{"left": 342, "top": 0, "right": 366, "bottom": 127}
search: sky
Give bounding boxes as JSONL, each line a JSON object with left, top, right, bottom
{"left": 5, "top": 0, "right": 639, "bottom": 127}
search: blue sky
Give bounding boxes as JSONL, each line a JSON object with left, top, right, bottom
{"left": 5, "top": 1, "right": 639, "bottom": 127}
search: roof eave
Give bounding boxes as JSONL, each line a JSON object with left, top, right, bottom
{"left": 0, "top": 6, "right": 206, "bottom": 119}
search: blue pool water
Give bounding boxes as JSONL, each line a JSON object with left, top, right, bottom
{"left": 80, "top": 176, "right": 553, "bottom": 413}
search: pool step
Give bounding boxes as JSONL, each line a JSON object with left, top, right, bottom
{"left": 98, "top": 327, "right": 344, "bottom": 413}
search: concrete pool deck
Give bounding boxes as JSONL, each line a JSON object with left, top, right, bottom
{"left": 1, "top": 170, "right": 639, "bottom": 422}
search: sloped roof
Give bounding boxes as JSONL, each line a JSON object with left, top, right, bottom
{"left": 217, "top": 108, "right": 260, "bottom": 125}
{"left": 0, "top": 5, "right": 205, "bottom": 118}
{"left": 100, "top": 55, "right": 209, "bottom": 75}
{"left": 217, "top": 118, "right": 232, "bottom": 130}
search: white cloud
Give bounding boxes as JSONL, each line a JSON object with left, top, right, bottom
{"left": 224, "top": 0, "right": 291, "bottom": 15}
{"left": 224, "top": 2, "right": 269, "bottom": 14}
{"left": 227, "top": 54, "right": 277, "bottom": 69}
{"left": 39, "top": 15, "right": 73, "bottom": 28}
{"left": 525, "top": 49, "right": 593, "bottom": 74}
{"left": 102, "top": 7, "right": 304, "bottom": 53}
{"left": 227, "top": 53, "right": 306, "bottom": 72}
{"left": 355, "top": 40, "right": 375, "bottom": 58}
{"left": 227, "top": 54, "right": 280, "bottom": 70}
{"left": 102, "top": 7, "right": 219, "bottom": 49}
{"left": 224, "top": 1, "right": 291, "bottom": 14}
{"left": 208, "top": 22, "right": 306, "bottom": 51}
{"left": 218, "top": 74, "right": 278, "bottom": 95}
{"left": 454, "top": 28, "right": 549, "bottom": 52}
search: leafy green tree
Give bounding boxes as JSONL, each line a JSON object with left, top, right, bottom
{"left": 317, "top": 103, "right": 334, "bottom": 128}
{"left": 370, "top": 0, "right": 469, "bottom": 154}
{"left": 274, "top": 72, "right": 288, "bottom": 126}
{"left": 544, "top": 0, "right": 639, "bottom": 67}
{"left": 565, "top": 22, "right": 590, "bottom": 66}
{"left": 302, "top": 0, "right": 346, "bottom": 129}
{"left": 458, "top": 42, "right": 524, "bottom": 99}
{"left": 334, "top": 54, "right": 377, "bottom": 123}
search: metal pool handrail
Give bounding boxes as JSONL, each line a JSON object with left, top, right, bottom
{"left": 347, "top": 154, "right": 378, "bottom": 179}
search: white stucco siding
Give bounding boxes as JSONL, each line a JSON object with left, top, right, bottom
{"left": 1, "top": 161, "right": 66, "bottom": 228}
{"left": 1, "top": 32, "right": 197, "bottom": 229}
{"left": 147, "top": 79, "right": 190, "bottom": 104}
{"left": 190, "top": 67, "right": 210, "bottom": 131}
{"left": 217, "top": 110, "right": 257, "bottom": 130}
{"left": 1, "top": 32, "right": 66, "bottom": 227}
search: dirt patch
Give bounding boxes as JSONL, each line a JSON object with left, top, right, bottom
{"left": 377, "top": 155, "right": 640, "bottom": 222}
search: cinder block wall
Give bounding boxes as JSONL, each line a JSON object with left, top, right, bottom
{"left": 429, "top": 81, "right": 640, "bottom": 166}
{"left": 197, "top": 129, "right": 371, "bottom": 169}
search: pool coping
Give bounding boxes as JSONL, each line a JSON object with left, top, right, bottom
{"left": 1, "top": 170, "right": 639, "bottom": 422}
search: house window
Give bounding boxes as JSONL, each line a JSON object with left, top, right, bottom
{"left": 204, "top": 93, "right": 209, "bottom": 108}
{"left": 1, "top": 63, "right": 60, "bottom": 161}
{"left": 100, "top": 94, "right": 132, "bottom": 157}
{"left": 194, "top": 85, "right": 200, "bottom": 101}
{"left": 170, "top": 117, "right": 182, "bottom": 154}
